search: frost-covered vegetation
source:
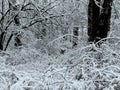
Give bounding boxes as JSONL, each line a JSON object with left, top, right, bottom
{"left": 0, "top": 0, "right": 120, "bottom": 90}
{"left": 1, "top": 34, "right": 120, "bottom": 90}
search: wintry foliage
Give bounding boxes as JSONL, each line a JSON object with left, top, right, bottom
{"left": 0, "top": 0, "right": 120, "bottom": 90}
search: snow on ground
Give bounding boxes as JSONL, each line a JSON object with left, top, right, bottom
{"left": 1, "top": 37, "right": 120, "bottom": 90}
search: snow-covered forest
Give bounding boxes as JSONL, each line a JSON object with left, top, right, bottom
{"left": 0, "top": 0, "right": 120, "bottom": 90}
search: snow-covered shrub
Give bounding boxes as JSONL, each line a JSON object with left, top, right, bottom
{"left": 1, "top": 37, "right": 120, "bottom": 90}
{"left": 0, "top": 71, "right": 19, "bottom": 90}
{"left": 5, "top": 46, "right": 42, "bottom": 65}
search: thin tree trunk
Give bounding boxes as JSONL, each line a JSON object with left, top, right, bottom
{"left": 73, "top": 26, "right": 79, "bottom": 47}
{"left": 0, "top": 32, "right": 4, "bottom": 50}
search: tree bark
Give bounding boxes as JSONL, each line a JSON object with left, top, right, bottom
{"left": 0, "top": 32, "right": 4, "bottom": 50}
{"left": 73, "top": 26, "right": 79, "bottom": 47}
{"left": 88, "top": 0, "right": 113, "bottom": 42}
{"left": 0, "top": 0, "right": 5, "bottom": 50}
{"left": 88, "top": 0, "right": 100, "bottom": 42}
{"left": 96, "top": 0, "right": 113, "bottom": 41}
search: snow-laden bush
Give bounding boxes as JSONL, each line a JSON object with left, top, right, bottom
{"left": 2, "top": 36, "right": 120, "bottom": 90}
{"left": 5, "top": 47, "right": 43, "bottom": 65}
{"left": 0, "top": 71, "right": 19, "bottom": 90}
{"left": 57, "top": 37, "right": 120, "bottom": 90}
{"left": 46, "top": 33, "right": 88, "bottom": 56}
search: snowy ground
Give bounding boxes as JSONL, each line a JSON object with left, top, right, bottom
{"left": 1, "top": 36, "right": 120, "bottom": 90}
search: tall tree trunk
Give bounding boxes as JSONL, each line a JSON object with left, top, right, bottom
{"left": 88, "top": 0, "right": 113, "bottom": 42}
{"left": 88, "top": 0, "right": 100, "bottom": 42}
{"left": 96, "top": 0, "right": 113, "bottom": 41}
{"left": 0, "top": 0, "right": 5, "bottom": 50}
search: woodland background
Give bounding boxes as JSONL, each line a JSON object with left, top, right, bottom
{"left": 0, "top": 0, "right": 120, "bottom": 90}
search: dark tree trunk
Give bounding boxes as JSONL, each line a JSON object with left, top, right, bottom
{"left": 88, "top": 0, "right": 100, "bottom": 42}
{"left": 0, "top": 0, "right": 5, "bottom": 50}
{"left": 88, "top": 0, "right": 113, "bottom": 42}
{"left": 0, "top": 32, "right": 5, "bottom": 50}
{"left": 96, "top": 0, "right": 113, "bottom": 41}
{"left": 73, "top": 26, "right": 79, "bottom": 47}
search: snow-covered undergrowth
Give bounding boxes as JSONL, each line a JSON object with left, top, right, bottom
{"left": 1, "top": 37, "right": 120, "bottom": 90}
